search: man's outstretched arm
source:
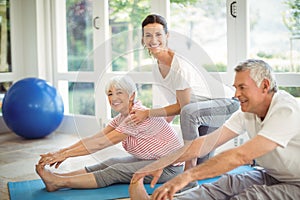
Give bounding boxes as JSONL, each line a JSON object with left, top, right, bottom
{"left": 131, "top": 126, "right": 237, "bottom": 186}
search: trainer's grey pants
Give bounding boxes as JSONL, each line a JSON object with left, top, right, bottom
{"left": 180, "top": 98, "right": 239, "bottom": 163}
{"left": 180, "top": 98, "right": 239, "bottom": 141}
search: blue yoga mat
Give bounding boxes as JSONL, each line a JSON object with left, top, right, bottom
{"left": 8, "top": 165, "right": 254, "bottom": 200}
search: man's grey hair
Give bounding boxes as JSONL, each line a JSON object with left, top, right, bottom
{"left": 234, "top": 59, "right": 278, "bottom": 93}
{"left": 105, "top": 75, "right": 137, "bottom": 99}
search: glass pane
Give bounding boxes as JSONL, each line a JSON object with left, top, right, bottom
{"left": 0, "top": 0, "right": 11, "bottom": 73}
{"left": 0, "top": 81, "right": 12, "bottom": 113}
{"left": 66, "top": 0, "right": 93, "bottom": 71}
{"left": 249, "top": 0, "right": 300, "bottom": 72}
{"left": 280, "top": 86, "right": 300, "bottom": 97}
{"left": 69, "top": 82, "right": 95, "bottom": 115}
{"left": 109, "top": 0, "right": 151, "bottom": 72}
{"left": 170, "top": 0, "right": 227, "bottom": 72}
{"left": 137, "top": 83, "right": 152, "bottom": 108}
{"left": 280, "top": 86, "right": 300, "bottom": 103}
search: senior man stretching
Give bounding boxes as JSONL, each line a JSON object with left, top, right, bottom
{"left": 130, "top": 59, "right": 300, "bottom": 200}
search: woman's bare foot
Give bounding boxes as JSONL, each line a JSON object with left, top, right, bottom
{"left": 129, "top": 178, "right": 150, "bottom": 200}
{"left": 35, "top": 164, "right": 62, "bottom": 192}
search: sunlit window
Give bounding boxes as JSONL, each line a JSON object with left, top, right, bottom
{"left": 0, "top": 0, "right": 11, "bottom": 73}
{"left": 61, "top": 0, "right": 300, "bottom": 118}
{"left": 64, "top": 0, "right": 95, "bottom": 116}
{"left": 108, "top": 0, "right": 151, "bottom": 72}
{"left": 170, "top": 0, "right": 227, "bottom": 72}
{"left": 0, "top": 0, "right": 11, "bottom": 114}
{"left": 69, "top": 82, "right": 95, "bottom": 115}
{"left": 249, "top": 0, "right": 300, "bottom": 72}
{"left": 66, "top": 0, "right": 93, "bottom": 72}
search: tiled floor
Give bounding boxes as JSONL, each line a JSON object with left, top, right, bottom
{"left": 0, "top": 131, "right": 130, "bottom": 200}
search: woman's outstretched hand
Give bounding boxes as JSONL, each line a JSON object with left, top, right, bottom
{"left": 38, "top": 150, "right": 67, "bottom": 168}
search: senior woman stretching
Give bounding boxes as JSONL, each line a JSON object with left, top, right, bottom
{"left": 36, "top": 75, "right": 184, "bottom": 191}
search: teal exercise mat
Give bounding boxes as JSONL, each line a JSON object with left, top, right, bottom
{"left": 8, "top": 165, "right": 254, "bottom": 200}
{"left": 8, "top": 180, "right": 158, "bottom": 200}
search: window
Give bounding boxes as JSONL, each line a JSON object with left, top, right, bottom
{"left": 69, "top": 82, "right": 95, "bottom": 115}
{"left": 249, "top": 0, "right": 300, "bottom": 72}
{"left": 60, "top": 0, "right": 155, "bottom": 117}
{"left": 249, "top": 0, "right": 300, "bottom": 99}
{"left": 280, "top": 86, "right": 300, "bottom": 98}
{"left": 0, "top": 0, "right": 11, "bottom": 113}
{"left": 109, "top": 0, "right": 151, "bottom": 72}
{"left": 0, "top": 0, "right": 11, "bottom": 73}
{"left": 66, "top": 0, "right": 93, "bottom": 72}
{"left": 3, "top": 0, "right": 299, "bottom": 126}
{"left": 58, "top": 0, "right": 300, "bottom": 122}
{"left": 59, "top": 0, "right": 95, "bottom": 116}
{"left": 170, "top": 0, "right": 228, "bottom": 72}
{"left": 63, "top": 0, "right": 95, "bottom": 115}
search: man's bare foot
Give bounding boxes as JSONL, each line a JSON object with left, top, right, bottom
{"left": 129, "top": 178, "right": 150, "bottom": 200}
{"left": 35, "top": 164, "right": 61, "bottom": 192}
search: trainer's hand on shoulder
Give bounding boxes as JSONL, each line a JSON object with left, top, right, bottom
{"left": 127, "top": 109, "right": 149, "bottom": 124}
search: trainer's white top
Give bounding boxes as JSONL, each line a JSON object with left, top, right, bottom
{"left": 225, "top": 90, "right": 300, "bottom": 182}
{"left": 152, "top": 53, "right": 234, "bottom": 104}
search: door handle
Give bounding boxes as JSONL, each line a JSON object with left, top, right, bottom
{"left": 230, "top": 1, "right": 237, "bottom": 18}
{"left": 93, "top": 16, "right": 100, "bottom": 29}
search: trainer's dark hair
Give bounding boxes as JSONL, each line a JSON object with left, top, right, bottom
{"left": 141, "top": 14, "right": 168, "bottom": 36}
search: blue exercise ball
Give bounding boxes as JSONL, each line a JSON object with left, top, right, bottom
{"left": 2, "top": 77, "right": 64, "bottom": 139}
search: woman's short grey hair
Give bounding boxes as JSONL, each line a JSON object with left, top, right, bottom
{"left": 234, "top": 59, "right": 278, "bottom": 93}
{"left": 105, "top": 75, "right": 137, "bottom": 99}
